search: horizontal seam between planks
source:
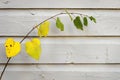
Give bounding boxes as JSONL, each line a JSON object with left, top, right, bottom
{"left": 1, "top": 36, "right": 120, "bottom": 38}
{"left": 0, "top": 63, "right": 120, "bottom": 65}
{"left": 0, "top": 8, "right": 120, "bottom": 10}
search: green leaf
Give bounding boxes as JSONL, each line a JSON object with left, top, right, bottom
{"left": 73, "top": 16, "right": 83, "bottom": 30}
{"left": 83, "top": 17, "right": 88, "bottom": 26}
{"left": 89, "top": 16, "right": 96, "bottom": 23}
{"left": 65, "top": 10, "right": 73, "bottom": 21}
{"left": 56, "top": 17, "right": 64, "bottom": 31}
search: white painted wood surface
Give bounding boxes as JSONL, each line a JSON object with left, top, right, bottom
{"left": 0, "top": 0, "right": 120, "bottom": 8}
{"left": 0, "top": 10, "right": 120, "bottom": 36}
{"left": 0, "top": 0, "right": 120, "bottom": 80}
{"left": 1, "top": 65, "right": 120, "bottom": 80}
{"left": 1, "top": 37, "right": 120, "bottom": 63}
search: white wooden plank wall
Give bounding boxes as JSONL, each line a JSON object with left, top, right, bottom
{"left": 0, "top": 0, "right": 120, "bottom": 80}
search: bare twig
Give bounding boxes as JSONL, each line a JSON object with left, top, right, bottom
{"left": 0, "top": 12, "right": 90, "bottom": 80}
{"left": 0, "top": 58, "right": 11, "bottom": 80}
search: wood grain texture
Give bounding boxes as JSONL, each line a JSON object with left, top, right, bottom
{"left": 0, "top": 37, "right": 120, "bottom": 63}
{"left": 0, "top": 0, "right": 120, "bottom": 79}
{"left": 0, "top": 10, "right": 120, "bottom": 36}
{"left": 1, "top": 65, "right": 120, "bottom": 80}
{"left": 0, "top": 0, "right": 120, "bottom": 8}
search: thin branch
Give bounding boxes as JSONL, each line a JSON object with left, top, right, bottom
{"left": 0, "top": 12, "right": 90, "bottom": 80}
{"left": 0, "top": 58, "right": 11, "bottom": 80}
{"left": 0, "top": 12, "right": 63, "bottom": 80}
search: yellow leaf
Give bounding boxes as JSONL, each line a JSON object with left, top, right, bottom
{"left": 4, "top": 38, "right": 21, "bottom": 58}
{"left": 37, "top": 21, "right": 50, "bottom": 37}
{"left": 25, "top": 38, "right": 41, "bottom": 60}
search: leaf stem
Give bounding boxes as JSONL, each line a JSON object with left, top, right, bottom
{"left": 0, "top": 12, "right": 90, "bottom": 80}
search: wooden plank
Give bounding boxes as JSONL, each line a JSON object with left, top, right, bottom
{"left": 0, "top": 37, "right": 120, "bottom": 63}
{"left": 0, "top": 10, "right": 120, "bottom": 36}
{"left": 0, "top": 0, "right": 120, "bottom": 8}
{"left": 1, "top": 65, "right": 120, "bottom": 80}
